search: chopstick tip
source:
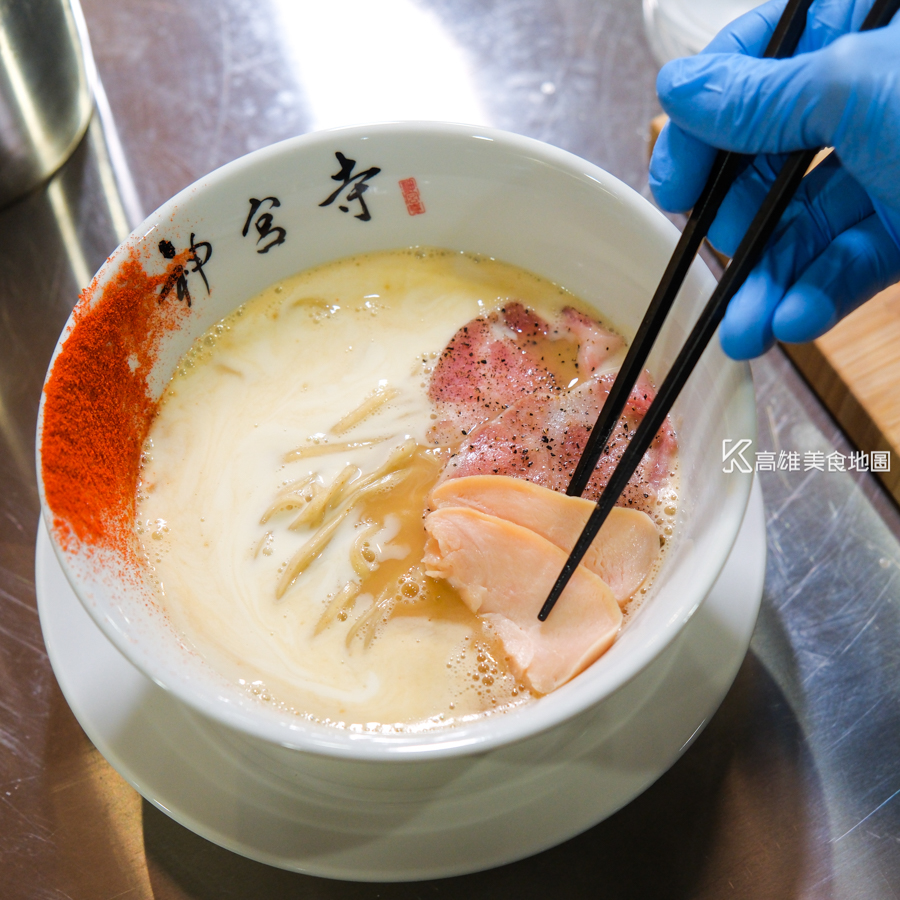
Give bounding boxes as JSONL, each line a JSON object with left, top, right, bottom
{"left": 538, "top": 575, "right": 567, "bottom": 621}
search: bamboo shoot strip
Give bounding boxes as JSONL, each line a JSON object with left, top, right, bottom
{"left": 276, "top": 507, "right": 352, "bottom": 599}
{"left": 252, "top": 531, "right": 273, "bottom": 559}
{"left": 331, "top": 385, "right": 400, "bottom": 435}
{"left": 346, "top": 584, "right": 395, "bottom": 648}
{"left": 259, "top": 473, "right": 317, "bottom": 523}
{"left": 315, "top": 581, "right": 361, "bottom": 635}
{"left": 275, "top": 470, "right": 409, "bottom": 598}
{"left": 282, "top": 437, "right": 388, "bottom": 463}
{"left": 330, "top": 386, "right": 400, "bottom": 435}
{"left": 350, "top": 521, "right": 382, "bottom": 577}
{"left": 330, "top": 439, "right": 418, "bottom": 503}
{"left": 289, "top": 464, "right": 359, "bottom": 529}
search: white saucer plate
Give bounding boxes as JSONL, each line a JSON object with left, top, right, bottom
{"left": 36, "top": 478, "right": 765, "bottom": 882}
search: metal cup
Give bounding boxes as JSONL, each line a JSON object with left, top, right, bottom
{"left": 0, "top": 0, "right": 93, "bottom": 207}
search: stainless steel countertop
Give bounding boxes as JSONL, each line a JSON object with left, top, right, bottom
{"left": 3, "top": 1, "right": 900, "bottom": 895}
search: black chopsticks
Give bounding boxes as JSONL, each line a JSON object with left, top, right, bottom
{"left": 566, "top": 0, "right": 814, "bottom": 499}
{"left": 542, "top": 0, "right": 900, "bottom": 621}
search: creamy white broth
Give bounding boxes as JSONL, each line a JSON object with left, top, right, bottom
{"left": 135, "top": 248, "right": 659, "bottom": 730}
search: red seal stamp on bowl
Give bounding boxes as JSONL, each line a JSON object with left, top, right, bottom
{"left": 399, "top": 177, "right": 425, "bottom": 216}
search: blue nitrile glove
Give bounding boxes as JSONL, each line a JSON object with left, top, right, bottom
{"left": 648, "top": 0, "right": 900, "bottom": 360}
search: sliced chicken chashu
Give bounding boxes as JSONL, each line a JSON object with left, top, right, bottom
{"left": 423, "top": 507, "right": 622, "bottom": 694}
{"left": 431, "top": 475, "right": 659, "bottom": 606}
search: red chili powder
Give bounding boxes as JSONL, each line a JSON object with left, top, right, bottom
{"left": 41, "top": 246, "right": 193, "bottom": 561}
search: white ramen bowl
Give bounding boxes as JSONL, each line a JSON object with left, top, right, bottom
{"left": 37, "top": 122, "right": 754, "bottom": 846}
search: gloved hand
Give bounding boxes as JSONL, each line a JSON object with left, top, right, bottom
{"left": 649, "top": 0, "right": 900, "bottom": 360}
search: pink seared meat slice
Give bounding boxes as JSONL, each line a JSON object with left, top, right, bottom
{"left": 424, "top": 507, "right": 622, "bottom": 694}
{"left": 427, "top": 304, "right": 558, "bottom": 446}
{"left": 559, "top": 307, "right": 625, "bottom": 375}
{"left": 502, "top": 301, "right": 553, "bottom": 342}
{"left": 430, "top": 475, "right": 659, "bottom": 605}
{"left": 426, "top": 302, "right": 675, "bottom": 515}
{"left": 439, "top": 371, "right": 676, "bottom": 514}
